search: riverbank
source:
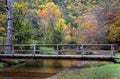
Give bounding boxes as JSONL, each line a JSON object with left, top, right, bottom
{"left": 48, "top": 62, "right": 120, "bottom": 79}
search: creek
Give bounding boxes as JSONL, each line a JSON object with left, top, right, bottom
{"left": 0, "top": 60, "right": 82, "bottom": 79}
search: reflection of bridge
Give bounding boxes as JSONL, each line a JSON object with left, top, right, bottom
{"left": 0, "top": 44, "right": 119, "bottom": 62}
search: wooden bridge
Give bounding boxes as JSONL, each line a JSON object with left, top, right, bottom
{"left": 0, "top": 44, "right": 119, "bottom": 62}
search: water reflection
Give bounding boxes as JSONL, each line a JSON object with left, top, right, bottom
{"left": 0, "top": 60, "right": 81, "bottom": 79}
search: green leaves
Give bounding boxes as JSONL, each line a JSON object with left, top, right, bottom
{"left": 1, "top": 0, "right": 119, "bottom": 44}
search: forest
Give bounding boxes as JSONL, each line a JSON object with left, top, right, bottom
{"left": 0, "top": 1, "right": 120, "bottom": 79}
{"left": 0, "top": 0, "right": 120, "bottom": 44}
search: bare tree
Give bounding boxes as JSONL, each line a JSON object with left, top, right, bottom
{"left": 6, "top": 0, "right": 14, "bottom": 54}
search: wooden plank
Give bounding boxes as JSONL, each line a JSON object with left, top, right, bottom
{"left": 0, "top": 54, "right": 116, "bottom": 62}
{"left": 0, "top": 54, "right": 118, "bottom": 59}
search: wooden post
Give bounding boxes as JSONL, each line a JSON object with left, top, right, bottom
{"left": 56, "top": 44, "right": 59, "bottom": 56}
{"left": 76, "top": 46, "right": 79, "bottom": 54}
{"left": 11, "top": 45, "right": 14, "bottom": 56}
{"left": 33, "top": 45, "right": 36, "bottom": 57}
{"left": 111, "top": 44, "right": 115, "bottom": 57}
{"left": 40, "top": 45, "right": 41, "bottom": 54}
{"left": 81, "top": 45, "right": 85, "bottom": 57}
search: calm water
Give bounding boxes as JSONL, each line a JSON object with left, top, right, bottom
{"left": 0, "top": 60, "right": 82, "bottom": 79}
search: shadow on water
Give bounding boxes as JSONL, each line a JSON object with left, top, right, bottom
{"left": 0, "top": 60, "right": 82, "bottom": 79}
{"left": 0, "top": 72, "right": 56, "bottom": 79}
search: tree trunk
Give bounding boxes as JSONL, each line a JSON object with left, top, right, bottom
{"left": 6, "top": 0, "right": 14, "bottom": 54}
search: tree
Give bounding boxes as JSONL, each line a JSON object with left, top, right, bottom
{"left": 109, "top": 20, "right": 120, "bottom": 43}
{"left": 13, "top": 1, "right": 33, "bottom": 44}
{"left": 37, "top": 2, "right": 66, "bottom": 44}
{"left": 54, "top": 18, "right": 66, "bottom": 44}
{"left": 92, "top": 0, "right": 120, "bottom": 43}
{"left": 6, "top": 0, "right": 14, "bottom": 54}
{"left": 0, "top": 0, "right": 6, "bottom": 36}
{"left": 0, "top": 0, "right": 6, "bottom": 13}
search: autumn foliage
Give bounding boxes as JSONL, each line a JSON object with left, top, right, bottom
{"left": 0, "top": 0, "right": 120, "bottom": 44}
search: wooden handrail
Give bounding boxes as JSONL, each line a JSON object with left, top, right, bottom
{"left": 0, "top": 44, "right": 118, "bottom": 60}
{"left": 12, "top": 44, "right": 117, "bottom": 46}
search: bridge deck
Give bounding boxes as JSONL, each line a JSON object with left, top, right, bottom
{"left": 0, "top": 54, "right": 119, "bottom": 62}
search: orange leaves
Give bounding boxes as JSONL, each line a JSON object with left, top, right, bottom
{"left": 37, "top": 2, "right": 62, "bottom": 19}
{"left": 71, "top": 27, "right": 77, "bottom": 38}
{"left": 37, "top": 9, "right": 47, "bottom": 19}
{"left": 37, "top": 4, "right": 47, "bottom": 19}
{"left": 45, "top": 0, "right": 49, "bottom": 3}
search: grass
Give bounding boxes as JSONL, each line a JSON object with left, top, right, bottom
{"left": 49, "top": 63, "right": 120, "bottom": 79}
{"left": 115, "top": 54, "right": 120, "bottom": 63}
{"left": 41, "top": 47, "right": 56, "bottom": 55}
{"left": 0, "top": 63, "right": 4, "bottom": 67}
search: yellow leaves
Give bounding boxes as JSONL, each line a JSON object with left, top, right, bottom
{"left": 56, "top": 18, "right": 67, "bottom": 31}
{"left": 55, "top": 9, "right": 62, "bottom": 18}
{"left": 109, "top": 20, "right": 120, "bottom": 42}
{"left": 0, "top": 14, "right": 6, "bottom": 32}
{"left": 14, "top": 2, "right": 28, "bottom": 15}
{"left": 38, "top": 5, "right": 45, "bottom": 9}
{"left": 0, "top": 27, "right": 5, "bottom": 32}
{"left": 110, "top": 20, "right": 120, "bottom": 28}
{"left": 64, "top": 25, "right": 71, "bottom": 35}
{"left": 68, "top": 14, "right": 76, "bottom": 19}
{"left": 46, "top": 2, "right": 55, "bottom": 8}
{"left": 14, "top": 2, "right": 28, "bottom": 9}
{"left": 109, "top": 27, "right": 120, "bottom": 42}
{"left": 92, "top": 1, "right": 97, "bottom": 4}
{"left": 37, "top": 2, "right": 62, "bottom": 19}
{"left": 46, "top": 2, "right": 62, "bottom": 19}
{"left": 0, "top": 14, "right": 5, "bottom": 32}
{"left": 66, "top": 6, "right": 72, "bottom": 10}
{"left": 81, "top": 23, "right": 95, "bottom": 29}
{"left": 37, "top": 9, "right": 47, "bottom": 19}
{"left": 0, "top": 14, "right": 6, "bottom": 22}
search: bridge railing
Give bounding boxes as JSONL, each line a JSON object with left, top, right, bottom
{"left": 0, "top": 44, "right": 117, "bottom": 57}
{"left": 79, "top": 44, "right": 117, "bottom": 57}
{"left": 0, "top": 45, "right": 12, "bottom": 55}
